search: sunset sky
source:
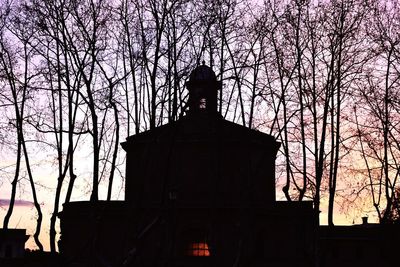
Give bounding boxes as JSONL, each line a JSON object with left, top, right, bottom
{"left": 1, "top": 0, "right": 398, "bottom": 253}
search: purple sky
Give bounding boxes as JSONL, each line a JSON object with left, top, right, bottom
{"left": 0, "top": 199, "right": 33, "bottom": 207}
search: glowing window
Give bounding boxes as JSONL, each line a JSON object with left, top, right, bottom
{"left": 199, "top": 98, "right": 207, "bottom": 109}
{"left": 187, "top": 242, "right": 210, "bottom": 256}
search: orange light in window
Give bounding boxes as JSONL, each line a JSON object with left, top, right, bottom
{"left": 188, "top": 242, "right": 210, "bottom": 256}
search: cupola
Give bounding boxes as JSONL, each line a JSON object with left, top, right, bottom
{"left": 186, "top": 62, "right": 221, "bottom": 114}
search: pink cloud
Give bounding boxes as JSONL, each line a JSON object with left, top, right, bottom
{"left": 0, "top": 199, "right": 33, "bottom": 207}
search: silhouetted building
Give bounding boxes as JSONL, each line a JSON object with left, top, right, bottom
{"left": 119, "top": 63, "right": 316, "bottom": 267}
{"left": 318, "top": 222, "right": 399, "bottom": 267}
{"left": 60, "top": 64, "right": 400, "bottom": 267}
{"left": 59, "top": 63, "right": 316, "bottom": 267}
{"left": 0, "top": 229, "right": 28, "bottom": 259}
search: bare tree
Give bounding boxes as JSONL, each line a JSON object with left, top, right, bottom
{"left": 0, "top": 3, "right": 44, "bottom": 250}
{"left": 354, "top": 0, "right": 400, "bottom": 223}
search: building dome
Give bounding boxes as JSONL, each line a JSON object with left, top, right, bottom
{"left": 189, "top": 63, "right": 217, "bottom": 83}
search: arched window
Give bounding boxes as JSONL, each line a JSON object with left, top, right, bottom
{"left": 199, "top": 98, "right": 207, "bottom": 109}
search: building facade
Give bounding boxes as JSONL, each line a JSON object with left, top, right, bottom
{"left": 59, "top": 64, "right": 317, "bottom": 267}
{"left": 0, "top": 229, "right": 28, "bottom": 259}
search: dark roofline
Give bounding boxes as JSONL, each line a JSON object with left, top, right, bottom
{"left": 121, "top": 115, "right": 279, "bottom": 151}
